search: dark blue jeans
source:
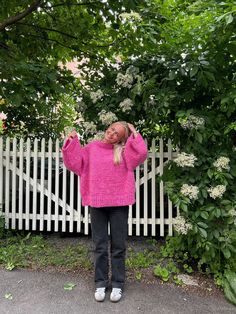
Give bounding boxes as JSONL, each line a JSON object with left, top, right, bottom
{"left": 90, "top": 205, "right": 129, "bottom": 290}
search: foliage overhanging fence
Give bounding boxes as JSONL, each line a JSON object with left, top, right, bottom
{"left": 0, "top": 137, "right": 178, "bottom": 236}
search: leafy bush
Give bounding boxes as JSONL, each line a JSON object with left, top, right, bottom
{"left": 223, "top": 271, "right": 236, "bottom": 305}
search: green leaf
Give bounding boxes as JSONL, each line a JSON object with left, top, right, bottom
{"left": 196, "top": 132, "right": 203, "bottom": 143}
{"left": 6, "top": 262, "right": 15, "bottom": 271}
{"left": 223, "top": 279, "right": 236, "bottom": 305}
{"left": 199, "top": 227, "right": 207, "bottom": 238}
{"left": 213, "top": 230, "right": 220, "bottom": 239}
{"left": 225, "top": 271, "right": 236, "bottom": 293}
{"left": 190, "top": 66, "right": 198, "bottom": 78}
{"left": 197, "top": 221, "right": 208, "bottom": 229}
{"left": 207, "top": 169, "right": 213, "bottom": 179}
{"left": 215, "top": 208, "right": 221, "bottom": 218}
{"left": 225, "top": 14, "right": 234, "bottom": 25}
{"left": 204, "top": 71, "right": 215, "bottom": 81}
{"left": 168, "top": 71, "right": 176, "bottom": 80}
{"left": 222, "top": 248, "right": 231, "bottom": 259}
{"left": 180, "top": 203, "right": 188, "bottom": 212}
{"left": 201, "top": 189, "right": 208, "bottom": 199}
{"left": 64, "top": 282, "right": 76, "bottom": 291}
{"left": 228, "top": 244, "right": 236, "bottom": 253}
{"left": 200, "top": 211, "right": 209, "bottom": 219}
{"left": 5, "top": 293, "right": 13, "bottom": 300}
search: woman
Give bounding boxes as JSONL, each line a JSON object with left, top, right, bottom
{"left": 62, "top": 121, "right": 148, "bottom": 302}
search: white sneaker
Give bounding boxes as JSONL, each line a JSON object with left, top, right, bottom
{"left": 94, "top": 287, "right": 106, "bottom": 302}
{"left": 110, "top": 288, "right": 122, "bottom": 302}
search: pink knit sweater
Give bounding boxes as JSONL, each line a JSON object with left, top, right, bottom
{"left": 62, "top": 133, "right": 148, "bottom": 208}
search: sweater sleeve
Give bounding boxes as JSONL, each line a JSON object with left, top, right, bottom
{"left": 123, "top": 133, "right": 148, "bottom": 170}
{"left": 61, "top": 136, "right": 88, "bottom": 176}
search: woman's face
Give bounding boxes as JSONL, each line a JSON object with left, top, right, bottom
{"left": 103, "top": 123, "right": 126, "bottom": 144}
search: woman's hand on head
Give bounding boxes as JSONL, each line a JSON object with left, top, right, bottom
{"left": 127, "top": 123, "right": 138, "bottom": 137}
{"left": 67, "top": 130, "right": 77, "bottom": 140}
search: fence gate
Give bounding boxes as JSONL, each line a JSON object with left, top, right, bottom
{"left": 0, "top": 137, "right": 177, "bottom": 236}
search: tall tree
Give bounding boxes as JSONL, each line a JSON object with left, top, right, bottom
{"left": 0, "top": 0, "right": 142, "bottom": 138}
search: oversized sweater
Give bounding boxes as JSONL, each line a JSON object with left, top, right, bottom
{"left": 62, "top": 133, "right": 148, "bottom": 208}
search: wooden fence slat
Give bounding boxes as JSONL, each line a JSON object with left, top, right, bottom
{"left": 25, "top": 138, "right": 31, "bottom": 230}
{"left": 84, "top": 205, "right": 89, "bottom": 235}
{"left": 77, "top": 176, "right": 81, "bottom": 232}
{"left": 54, "top": 139, "right": 59, "bottom": 232}
{"left": 143, "top": 153, "right": 148, "bottom": 236}
{"left": 167, "top": 139, "right": 173, "bottom": 236}
{"left": 128, "top": 204, "right": 132, "bottom": 236}
{"left": 135, "top": 165, "right": 140, "bottom": 236}
{"left": 69, "top": 171, "right": 74, "bottom": 232}
{"left": 40, "top": 139, "right": 45, "bottom": 231}
{"left": 32, "top": 138, "right": 38, "bottom": 230}
{"left": 159, "top": 138, "right": 164, "bottom": 236}
{"left": 11, "top": 138, "right": 17, "bottom": 229}
{"left": 151, "top": 139, "right": 156, "bottom": 236}
{"left": 62, "top": 164, "right": 67, "bottom": 232}
{"left": 47, "top": 138, "right": 52, "bottom": 231}
{"left": 18, "top": 138, "right": 24, "bottom": 230}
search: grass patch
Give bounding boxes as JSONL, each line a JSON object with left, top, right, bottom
{"left": 126, "top": 248, "right": 160, "bottom": 269}
{"left": 0, "top": 232, "right": 92, "bottom": 271}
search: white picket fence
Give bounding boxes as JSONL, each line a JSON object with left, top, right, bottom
{"left": 0, "top": 137, "right": 178, "bottom": 236}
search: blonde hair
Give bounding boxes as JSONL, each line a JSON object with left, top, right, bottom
{"left": 113, "top": 121, "right": 131, "bottom": 165}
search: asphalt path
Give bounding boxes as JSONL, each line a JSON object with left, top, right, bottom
{"left": 0, "top": 269, "right": 235, "bottom": 314}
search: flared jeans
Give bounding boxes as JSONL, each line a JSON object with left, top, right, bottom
{"left": 90, "top": 205, "right": 129, "bottom": 290}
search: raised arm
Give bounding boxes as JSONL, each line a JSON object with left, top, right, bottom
{"left": 62, "top": 134, "right": 87, "bottom": 176}
{"left": 123, "top": 127, "right": 148, "bottom": 170}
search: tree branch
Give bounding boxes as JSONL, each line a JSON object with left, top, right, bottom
{"left": 0, "top": 41, "right": 10, "bottom": 50}
{"left": 17, "top": 22, "right": 78, "bottom": 40}
{"left": 0, "top": 0, "right": 43, "bottom": 32}
{"left": 26, "top": 32, "right": 96, "bottom": 57}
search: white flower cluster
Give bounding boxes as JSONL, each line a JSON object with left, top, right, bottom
{"left": 172, "top": 215, "right": 193, "bottom": 235}
{"left": 98, "top": 110, "right": 118, "bottom": 126}
{"left": 180, "top": 115, "right": 205, "bottom": 129}
{"left": 148, "top": 95, "right": 156, "bottom": 106}
{"left": 82, "top": 121, "right": 97, "bottom": 135}
{"left": 174, "top": 152, "right": 197, "bottom": 168}
{"left": 134, "top": 119, "right": 145, "bottom": 131}
{"left": 116, "top": 72, "right": 134, "bottom": 88}
{"left": 116, "top": 65, "right": 141, "bottom": 90}
{"left": 119, "top": 98, "right": 134, "bottom": 112}
{"left": 119, "top": 11, "right": 142, "bottom": 22}
{"left": 90, "top": 89, "right": 104, "bottom": 103}
{"left": 213, "top": 156, "right": 230, "bottom": 172}
{"left": 0, "top": 112, "right": 7, "bottom": 120}
{"left": 207, "top": 185, "right": 226, "bottom": 199}
{"left": 180, "top": 184, "right": 199, "bottom": 200}
{"left": 75, "top": 112, "right": 85, "bottom": 125}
